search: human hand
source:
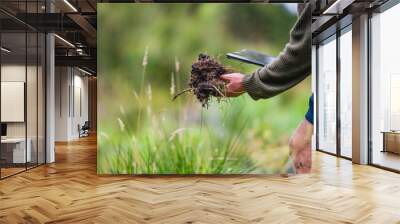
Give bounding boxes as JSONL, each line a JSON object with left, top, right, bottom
{"left": 289, "top": 120, "right": 313, "bottom": 174}
{"left": 220, "top": 73, "right": 245, "bottom": 97}
{"left": 292, "top": 146, "right": 311, "bottom": 174}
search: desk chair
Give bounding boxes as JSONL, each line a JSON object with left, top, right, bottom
{"left": 78, "top": 121, "right": 90, "bottom": 138}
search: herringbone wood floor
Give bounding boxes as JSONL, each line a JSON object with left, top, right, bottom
{"left": 1, "top": 135, "right": 400, "bottom": 224}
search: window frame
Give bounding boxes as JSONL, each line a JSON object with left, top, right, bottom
{"left": 315, "top": 19, "right": 353, "bottom": 160}
{"left": 367, "top": 0, "right": 400, "bottom": 173}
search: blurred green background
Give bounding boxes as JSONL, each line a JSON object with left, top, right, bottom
{"left": 98, "top": 3, "right": 311, "bottom": 174}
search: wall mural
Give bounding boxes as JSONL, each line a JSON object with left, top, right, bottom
{"left": 97, "top": 3, "right": 312, "bottom": 174}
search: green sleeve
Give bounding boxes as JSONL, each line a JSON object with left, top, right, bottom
{"left": 242, "top": 3, "right": 312, "bottom": 100}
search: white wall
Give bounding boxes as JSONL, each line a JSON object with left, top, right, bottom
{"left": 55, "top": 67, "right": 69, "bottom": 141}
{"left": 1, "top": 65, "right": 33, "bottom": 138}
{"left": 1, "top": 63, "right": 46, "bottom": 164}
{"left": 1, "top": 66, "right": 26, "bottom": 136}
{"left": 54, "top": 67, "right": 89, "bottom": 141}
{"left": 72, "top": 72, "right": 89, "bottom": 138}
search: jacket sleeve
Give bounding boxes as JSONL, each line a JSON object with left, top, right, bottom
{"left": 242, "top": 3, "right": 311, "bottom": 100}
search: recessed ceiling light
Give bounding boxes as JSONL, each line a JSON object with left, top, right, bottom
{"left": 54, "top": 34, "right": 75, "bottom": 48}
{"left": 63, "top": 0, "right": 78, "bottom": 12}
{"left": 323, "top": 0, "right": 354, "bottom": 15}
{"left": 1, "top": 47, "right": 11, "bottom": 53}
{"left": 78, "top": 67, "right": 93, "bottom": 76}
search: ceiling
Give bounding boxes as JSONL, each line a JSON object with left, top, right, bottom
{"left": 1, "top": 0, "right": 97, "bottom": 74}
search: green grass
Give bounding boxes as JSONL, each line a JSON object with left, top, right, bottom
{"left": 98, "top": 122, "right": 258, "bottom": 174}
{"left": 98, "top": 50, "right": 261, "bottom": 174}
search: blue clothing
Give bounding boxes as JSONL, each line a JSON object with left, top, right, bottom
{"left": 305, "top": 94, "right": 314, "bottom": 125}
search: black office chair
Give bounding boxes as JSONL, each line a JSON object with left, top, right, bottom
{"left": 79, "top": 121, "right": 90, "bottom": 138}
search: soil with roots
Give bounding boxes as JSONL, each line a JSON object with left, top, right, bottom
{"left": 174, "top": 53, "right": 230, "bottom": 107}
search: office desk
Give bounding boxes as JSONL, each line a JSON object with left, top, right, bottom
{"left": 382, "top": 131, "right": 400, "bottom": 155}
{"left": 1, "top": 138, "right": 31, "bottom": 163}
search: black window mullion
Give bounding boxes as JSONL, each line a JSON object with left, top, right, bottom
{"left": 315, "top": 44, "right": 320, "bottom": 151}
{"left": 367, "top": 12, "right": 373, "bottom": 165}
{"left": 36, "top": 0, "right": 39, "bottom": 168}
{"left": 25, "top": 0, "right": 28, "bottom": 171}
{"left": 44, "top": 31, "right": 47, "bottom": 164}
{"left": 336, "top": 29, "right": 341, "bottom": 157}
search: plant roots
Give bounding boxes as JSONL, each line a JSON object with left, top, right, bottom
{"left": 174, "top": 53, "right": 230, "bottom": 107}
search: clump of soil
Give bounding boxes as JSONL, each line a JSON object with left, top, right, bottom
{"left": 174, "top": 53, "right": 230, "bottom": 107}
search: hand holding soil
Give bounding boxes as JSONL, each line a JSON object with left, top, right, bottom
{"left": 220, "top": 73, "right": 245, "bottom": 97}
{"left": 173, "top": 53, "right": 244, "bottom": 107}
{"left": 173, "top": 53, "right": 231, "bottom": 107}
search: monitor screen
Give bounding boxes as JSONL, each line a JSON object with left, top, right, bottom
{"left": 1, "top": 123, "right": 7, "bottom": 137}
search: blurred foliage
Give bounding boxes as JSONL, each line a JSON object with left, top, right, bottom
{"left": 98, "top": 4, "right": 295, "bottom": 91}
{"left": 225, "top": 4, "right": 296, "bottom": 47}
{"left": 98, "top": 4, "right": 310, "bottom": 174}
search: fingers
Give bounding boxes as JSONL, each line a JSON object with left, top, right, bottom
{"left": 220, "top": 74, "right": 233, "bottom": 82}
{"left": 220, "top": 73, "right": 245, "bottom": 97}
{"left": 224, "top": 83, "right": 243, "bottom": 97}
{"left": 294, "top": 160, "right": 311, "bottom": 174}
{"left": 293, "top": 148, "right": 311, "bottom": 174}
{"left": 296, "top": 166, "right": 311, "bottom": 174}
{"left": 220, "top": 73, "right": 241, "bottom": 80}
{"left": 219, "top": 74, "right": 228, "bottom": 80}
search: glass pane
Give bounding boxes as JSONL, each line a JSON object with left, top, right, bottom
{"left": 27, "top": 31, "right": 38, "bottom": 169}
{"left": 371, "top": 4, "right": 400, "bottom": 171}
{"left": 38, "top": 33, "right": 45, "bottom": 165}
{"left": 339, "top": 29, "right": 352, "bottom": 158}
{"left": 26, "top": 0, "right": 38, "bottom": 168}
{"left": 1, "top": 31, "right": 27, "bottom": 177}
{"left": 317, "top": 36, "right": 337, "bottom": 154}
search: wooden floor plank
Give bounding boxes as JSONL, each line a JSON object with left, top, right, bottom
{"left": 0, "top": 135, "right": 400, "bottom": 223}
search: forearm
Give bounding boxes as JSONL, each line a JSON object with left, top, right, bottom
{"left": 242, "top": 3, "right": 311, "bottom": 100}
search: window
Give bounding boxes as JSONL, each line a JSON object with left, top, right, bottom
{"left": 0, "top": 2, "right": 47, "bottom": 179}
{"left": 370, "top": 3, "right": 400, "bottom": 171}
{"left": 339, "top": 27, "right": 352, "bottom": 158}
{"left": 317, "top": 36, "right": 337, "bottom": 154}
{"left": 1, "top": 30, "right": 28, "bottom": 177}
